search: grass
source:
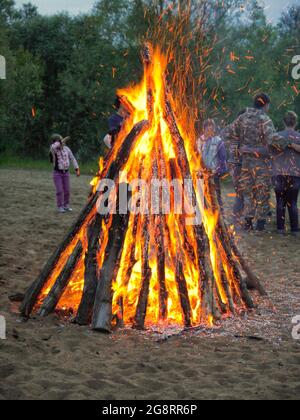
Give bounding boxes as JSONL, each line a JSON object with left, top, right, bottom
{"left": 0, "top": 155, "right": 234, "bottom": 184}
{"left": 0, "top": 155, "right": 99, "bottom": 175}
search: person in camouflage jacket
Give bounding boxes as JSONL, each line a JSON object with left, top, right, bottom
{"left": 228, "top": 93, "right": 300, "bottom": 231}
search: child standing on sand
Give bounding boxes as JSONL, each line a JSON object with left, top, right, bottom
{"left": 50, "top": 134, "right": 80, "bottom": 213}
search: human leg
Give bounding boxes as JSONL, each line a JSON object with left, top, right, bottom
{"left": 53, "top": 171, "right": 64, "bottom": 209}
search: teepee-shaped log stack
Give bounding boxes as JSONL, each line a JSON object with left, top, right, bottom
{"left": 21, "top": 45, "right": 266, "bottom": 333}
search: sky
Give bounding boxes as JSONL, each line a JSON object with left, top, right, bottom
{"left": 14, "top": 0, "right": 299, "bottom": 22}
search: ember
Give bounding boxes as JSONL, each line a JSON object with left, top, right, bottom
{"left": 21, "top": 44, "right": 266, "bottom": 333}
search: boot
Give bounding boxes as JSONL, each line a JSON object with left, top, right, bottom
{"left": 256, "top": 219, "right": 266, "bottom": 232}
{"left": 243, "top": 218, "right": 254, "bottom": 232}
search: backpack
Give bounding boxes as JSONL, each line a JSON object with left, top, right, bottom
{"left": 201, "top": 136, "right": 223, "bottom": 173}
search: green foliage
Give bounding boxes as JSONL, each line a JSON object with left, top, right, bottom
{"left": 205, "top": 1, "right": 300, "bottom": 128}
{"left": 0, "top": 0, "right": 299, "bottom": 166}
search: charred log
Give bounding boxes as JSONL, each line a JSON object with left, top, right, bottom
{"left": 38, "top": 241, "right": 83, "bottom": 317}
{"left": 76, "top": 214, "right": 103, "bottom": 325}
{"left": 133, "top": 214, "right": 152, "bottom": 330}
{"left": 169, "top": 158, "right": 196, "bottom": 261}
{"left": 156, "top": 217, "right": 168, "bottom": 320}
{"left": 92, "top": 185, "right": 131, "bottom": 333}
{"left": 175, "top": 259, "right": 192, "bottom": 328}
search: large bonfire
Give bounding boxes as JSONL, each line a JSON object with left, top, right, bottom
{"left": 21, "top": 44, "right": 266, "bottom": 333}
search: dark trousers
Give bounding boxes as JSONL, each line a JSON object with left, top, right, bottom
{"left": 273, "top": 175, "right": 300, "bottom": 232}
{"left": 231, "top": 166, "right": 244, "bottom": 219}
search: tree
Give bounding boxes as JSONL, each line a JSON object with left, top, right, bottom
{"left": 0, "top": 0, "right": 299, "bottom": 161}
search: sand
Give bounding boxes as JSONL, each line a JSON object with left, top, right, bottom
{"left": 0, "top": 168, "right": 299, "bottom": 400}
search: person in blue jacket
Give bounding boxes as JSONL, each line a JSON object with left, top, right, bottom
{"left": 197, "top": 119, "right": 228, "bottom": 213}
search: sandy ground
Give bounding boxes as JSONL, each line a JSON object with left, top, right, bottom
{"left": 0, "top": 168, "right": 299, "bottom": 400}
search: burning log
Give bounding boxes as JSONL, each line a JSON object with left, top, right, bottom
{"left": 75, "top": 214, "right": 103, "bottom": 325}
{"left": 21, "top": 120, "right": 149, "bottom": 318}
{"left": 220, "top": 269, "right": 235, "bottom": 314}
{"left": 120, "top": 161, "right": 144, "bottom": 294}
{"left": 123, "top": 214, "right": 140, "bottom": 288}
{"left": 153, "top": 144, "right": 168, "bottom": 321}
{"left": 92, "top": 185, "right": 131, "bottom": 333}
{"left": 133, "top": 214, "right": 152, "bottom": 330}
{"left": 175, "top": 259, "right": 192, "bottom": 328}
{"left": 164, "top": 91, "right": 193, "bottom": 182}
{"left": 156, "top": 217, "right": 168, "bottom": 320}
{"left": 169, "top": 158, "right": 196, "bottom": 261}
{"left": 38, "top": 241, "right": 83, "bottom": 317}
{"left": 194, "top": 224, "right": 224, "bottom": 319}
{"left": 142, "top": 43, "right": 155, "bottom": 124}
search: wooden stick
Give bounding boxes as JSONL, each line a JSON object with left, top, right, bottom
{"left": 92, "top": 185, "right": 131, "bottom": 333}
{"left": 75, "top": 214, "right": 103, "bottom": 325}
{"left": 21, "top": 120, "right": 149, "bottom": 318}
{"left": 38, "top": 241, "right": 83, "bottom": 317}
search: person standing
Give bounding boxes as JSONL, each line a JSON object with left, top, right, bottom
{"left": 198, "top": 119, "right": 228, "bottom": 213}
{"left": 224, "top": 109, "right": 246, "bottom": 225}
{"left": 103, "top": 96, "right": 129, "bottom": 149}
{"left": 50, "top": 134, "right": 80, "bottom": 213}
{"left": 272, "top": 111, "right": 300, "bottom": 235}
{"left": 228, "top": 93, "right": 300, "bottom": 232}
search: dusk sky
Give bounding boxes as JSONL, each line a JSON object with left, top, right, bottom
{"left": 14, "top": 0, "right": 299, "bottom": 22}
